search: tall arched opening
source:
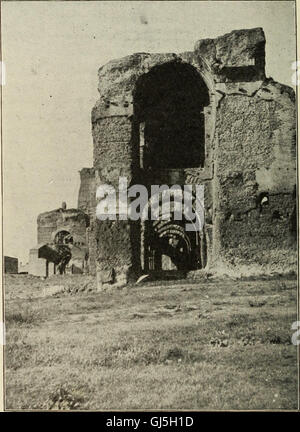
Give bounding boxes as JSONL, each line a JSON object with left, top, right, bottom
{"left": 133, "top": 61, "right": 209, "bottom": 274}
{"left": 133, "top": 61, "right": 210, "bottom": 169}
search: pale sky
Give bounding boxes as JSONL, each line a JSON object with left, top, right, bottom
{"left": 2, "top": 1, "right": 296, "bottom": 263}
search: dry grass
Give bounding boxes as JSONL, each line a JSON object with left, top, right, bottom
{"left": 4, "top": 274, "right": 298, "bottom": 410}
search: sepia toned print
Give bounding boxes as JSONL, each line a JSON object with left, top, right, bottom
{"left": 1, "top": 1, "right": 298, "bottom": 411}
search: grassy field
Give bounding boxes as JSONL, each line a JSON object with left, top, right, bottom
{"left": 4, "top": 274, "right": 298, "bottom": 410}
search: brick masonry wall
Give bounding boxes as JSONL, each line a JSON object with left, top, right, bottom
{"left": 91, "top": 27, "right": 296, "bottom": 281}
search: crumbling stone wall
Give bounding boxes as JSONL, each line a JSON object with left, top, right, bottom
{"left": 91, "top": 27, "right": 296, "bottom": 284}
{"left": 78, "top": 168, "right": 97, "bottom": 274}
{"left": 214, "top": 80, "right": 296, "bottom": 274}
{"left": 78, "top": 168, "right": 95, "bottom": 217}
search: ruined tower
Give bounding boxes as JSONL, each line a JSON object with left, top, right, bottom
{"left": 91, "top": 28, "right": 296, "bottom": 287}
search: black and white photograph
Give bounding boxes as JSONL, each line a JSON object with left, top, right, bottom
{"left": 1, "top": 0, "right": 299, "bottom": 412}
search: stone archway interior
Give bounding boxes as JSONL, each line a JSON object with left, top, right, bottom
{"left": 54, "top": 230, "right": 73, "bottom": 245}
{"left": 134, "top": 61, "right": 210, "bottom": 169}
{"left": 142, "top": 193, "right": 207, "bottom": 272}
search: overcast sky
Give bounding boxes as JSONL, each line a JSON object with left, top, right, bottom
{"left": 2, "top": 1, "right": 296, "bottom": 263}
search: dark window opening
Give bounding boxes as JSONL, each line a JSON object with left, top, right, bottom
{"left": 256, "top": 192, "right": 269, "bottom": 213}
{"left": 134, "top": 61, "right": 209, "bottom": 169}
{"left": 54, "top": 230, "right": 73, "bottom": 245}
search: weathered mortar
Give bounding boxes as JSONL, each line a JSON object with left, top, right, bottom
{"left": 78, "top": 168, "right": 95, "bottom": 217}
{"left": 78, "top": 168, "right": 97, "bottom": 274}
{"left": 91, "top": 27, "right": 296, "bottom": 284}
{"left": 213, "top": 78, "right": 296, "bottom": 274}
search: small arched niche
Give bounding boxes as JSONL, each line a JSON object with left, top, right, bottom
{"left": 133, "top": 61, "right": 210, "bottom": 170}
{"left": 54, "top": 230, "right": 73, "bottom": 245}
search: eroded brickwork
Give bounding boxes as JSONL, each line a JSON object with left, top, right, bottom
{"left": 89, "top": 27, "right": 296, "bottom": 285}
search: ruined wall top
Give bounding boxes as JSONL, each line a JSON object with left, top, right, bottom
{"left": 37, "top": 207, "right": 89, "bottom": 226}
{"left": 92, "top": 27, "right": 268, "bottom": 123}
{"left": 194, "top": 27, "right": 265, "bottom": 71}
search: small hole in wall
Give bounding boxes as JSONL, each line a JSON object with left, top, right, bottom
{"left": 225, "top": 212, "right": 232, "bottom": 221}
{"left": 257, "top": 192, "right": 269, "bottom": 212}
{"left": 105, "top": 101, "right": 110, "bottom": 109}
{"left": 272, "top": 210, "right": 281, "bottom": 221}
{"left": 261, "top": 196, "right": 269, "bottom": 205}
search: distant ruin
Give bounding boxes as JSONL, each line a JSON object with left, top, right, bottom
{"left": 29, "top": 204, "right": 89, "bottom": 277}
{"left": 30, "top": 28, "right": 297, "bottom": 285}
{"left": 4, "top": 256, "right": 18, "bottom": 274}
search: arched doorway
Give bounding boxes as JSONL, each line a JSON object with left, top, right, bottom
{"left": 54, "top": 230, "right": 73, "bottom": 245}
{"left": 134, "top": 61, "right": 210, "bottom": 169}
{"left": 141, "top": 188, "right": 207, "bottom": 273}
{"left": 133, "top": 61, "right": 209, "bottom": 274}
{"left": 145, "top": 219, "right": 207, "bottom": 272}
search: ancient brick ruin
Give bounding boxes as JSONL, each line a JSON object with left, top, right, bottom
{"left": 31, "top": 28, "right": 297, "bottom": 285}
{"left": 29, "top": 203, "right": 89, "bottom": 277}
